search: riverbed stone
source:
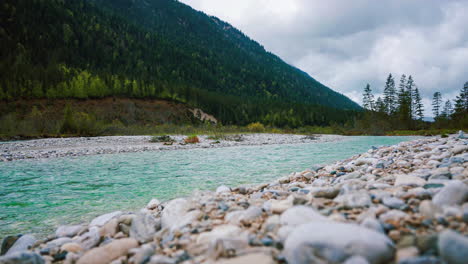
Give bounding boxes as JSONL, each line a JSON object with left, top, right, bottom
{"left": 429, "top": 168, "right": 451, "bottom": 180}
{"left": 5, "top": 235, "right": 36, "bottom": 256}
{"left": 196, "top": 225, "right": 245, "bottom": 245}
{"left": 334, "top": 191, "right": 372, "bottom": 209}
{"left": 395, "top": 175, "right": 426, "bottom": 187}
{"left": 382, "top": 196, "right": 406, "bottom": 209}
{"left": 74, "top": 227, "right": 100, "bottom": 250}
{"left": 146, "top": 199, "right": 161, "bottom": 210}
{"left": 225, "top": 206, "right": 262, "bottom": 225}
{"left": 438, "top": 229, "right": 468, "bottom": 264}
{"left": 1, "top": 236, "right": 20, "bottom": 256}
{"left": 432, "top": 180, "right": 468, "bottom": 207}
{"left": 61, "top": 242, "right": 83, "bottom": 253}
{"left": 307, "top": 187, "right": 339, "bottom": 199}
{"left": 90, "top": 211, "right": 123, "bottom": 227}
{"left": 56, "top": 225, "right": 85, "bottom": 238}
{"left": 216, "top": 185, "right": 231, "bottom": 194}
{"left": 130, "top": 213, "right": 160, "bottom": 243}
{"left": 0, "top": 251, "right": 44, "bottom": 264}
{"left": 161, "top": 198, "right": 190, "bottom": 230}
{"left": 280, "top": 205, "right": 328, "bottom": 227}
{"left": 361, "top": 217, "right": 385, "bottom": 234}
{"left": 215, "top": 253, "right": 275, "bottom": 264}
{"left": 76, "top": 238, "right": 138, "bottom": 264}
{"left": 284, "top": 222, "right": 395, "bottom": 264}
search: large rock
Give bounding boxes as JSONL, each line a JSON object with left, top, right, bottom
{"left": 0, "top": 251, "right": 44, "bottom": 264}
{"left": 394, "top": 175, "right": 426, "bottom": 187}
{"left": 1, "top": 236, "right": 20, "bottom": 256}
{"left": 5, "top": 235, "right": 36, "bottom": 256}
{"left": 432, "top": 181, "right": 468, "bottom": 207}
{"left": 225, "top": 206, "right": 262, "bottom": 225}
{"left": 76, "top": 238, "right": 138, "bottom": 264}
{"left": 73, "top": 227, "right": 100, "bottom": 250}
{"left": 334, "top": 191, "right": 372, "bottom": 209}
{"left": 161, "top": 198, "right": 190, "bottom": 229}
{"left": 56, "top": 225, "right": 84, "bottom": 238}
{"left": 196, "top": 225, "right": 245, "bottom": 245}
{"left": 89, "top": 211, "right": 123, "bottom": 227}
{"left": 280, "top": 206, "right": 328, "bottom": 227}
{"left": 438, "top": 230, "right": 468, "bottom": 264}
{"left": 284, "top": 222, "right": 395, "bottom": 264}
{"left": 130, "top": 213, "right": 160, "bottom": 243}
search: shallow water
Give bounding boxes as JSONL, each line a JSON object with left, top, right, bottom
{"left": 0, "top": 136, "right": 416, "bottom": 237}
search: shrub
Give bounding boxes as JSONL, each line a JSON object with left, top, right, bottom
{"left": 150, "top": 135, "right": 173, "bottom": 143}
{"left": 246, "top": 122, "right": 265, "bottom": 133}
{"left": 184, "top": 135, "right": 200, "bottom": 144}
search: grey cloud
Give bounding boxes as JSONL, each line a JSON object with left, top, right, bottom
{"left": 181, "top": 0, "right": 468, "bottom": 116}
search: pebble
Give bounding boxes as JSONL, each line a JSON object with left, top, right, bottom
{"left": 215, "top": 253, "right": 275, "bottom": 264}
{"left": 438, "top": 229, "right": 468, "bottom": 264}
{"left": 130, "top": 213, "right": 160, "bottom": 243}
{"left": 76, "top": 238, "right": 138, "bottom": 264}
{"left": 216, "top": 185, "right": 231, "bottom": 194}
{"left": 432, "top": 180, "right": 468, "bottom": 207}
{"left": 89, "top": 211, "right": 123, "bottom": 227}
{"left": 396, "top": 247, "right": 419, "bottom": 262}
{"left": 0, "top": 251, "right": 44, "bottom": 264}
{"left": 5, "top": 235, "right": 36, "bottom": 256}
{"left": 334, "top": 191, "right": 372, "bottom": 208}
{"left": 56, "top": 225, "right": 84, "bottom": 238}
{"left": 280, "top": 205, "right": 328, "bottom": 227}
{"left": 382, "top": 196, "right": 406, "bottom": 209}
{"left": 284, "top": 222, "right": 395, "bottom": 264}
{"left": 394, "top": 175, "right": 426, "bottom": 187}
{"left": 61, "top": 242, "right": 83, "bottom": 253}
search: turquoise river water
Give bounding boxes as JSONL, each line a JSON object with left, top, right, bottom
{"left": 0, "top": 136, "right": 416, "bottom": 237}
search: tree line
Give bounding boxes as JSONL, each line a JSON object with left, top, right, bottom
{"left": 361, "top": 74, "right": 468, "bottom": 132}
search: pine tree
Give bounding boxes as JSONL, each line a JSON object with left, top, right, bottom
{"left": 375, "top": 97, "right": 386, "bottom": 113}
{"left": 432, "top": 92, "right": 442, "bottom": 118}
{"left": 413, "top": 86, "right": 424, "bottom": 120}
{"left": 441, "top": 100, "right": 453, "bottom": 118}
{"left": 362, "top": 84, "right": 375, "bottom": 110}
{"left": 406, "top": 75, "right": 415, "bottom": 119}
{"left": 383, "top": 73, "right": 396, "bottom": 115}
{"left": 453, "top": 82, "right": 468, "bottom": 117}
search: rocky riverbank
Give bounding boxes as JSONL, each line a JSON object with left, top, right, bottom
{"left": 0, "top": 134, "right": 344, "bottom": 162}
{"left": 1, "top": 134, "right": 467, "bottom": 264}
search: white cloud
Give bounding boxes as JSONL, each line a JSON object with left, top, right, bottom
{"left": 180, "top": 0, "right": 468, "bottom": 117}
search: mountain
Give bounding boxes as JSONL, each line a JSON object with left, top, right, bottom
{"left": 0, "top": 0, "right": 360, "bottom": 127}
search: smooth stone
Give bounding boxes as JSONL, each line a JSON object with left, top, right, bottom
{"left": 5, "top": 235, "right": 36, "bottom": 256}
{"left": 0, "top": 251, "right": 44, "bottom": 264}
{"left": 284, "top": 222, "right": 395, "bottom": 264}
{"left": 216, "top": 185, "right": 231, "bottom": 193}
{"left": 1, "top": 236, "right": 20, "bottom": 256}
{"left": 196, "top": 225, "right": 245, "bottom": 245}
{"left": 207, "top": 238, "right": 249, "bottom": 259}
{"left": 146, "top": 199, "right": 161, "bottom": 210}
{"left": 344, "top": 255, "right": 370, "bottom": 264}
{"left": 360, "top": 217, "right": 385, "bottom": 234}
{"left": 76, "top": 238, "right": 138, "bottom": 264}
{"left": 161, "top": 198, "right": 190, "bottom": 229}
{"left": 44, "top": 237, "right": 73, "bottom": 251}
{"left": 270, "top": 197, "right": 294, "bottom": 214}
{"left": 308, "top": 187, "right": 339, "bottom": 199}
{"left": 452, "top": 145, "right": 468, "bottom": 155}
{"left": 148, "top": 255, "right": 177, "bottom": 264}
{"left": 225, "top": 206, "right": 262, "bottom": 225}
{"left": 432, "top": 180, "right": 468, "bottom": 207}
{"left": 280, "top": 206, "right": 328, "bottom": 227}
{"left": 398, "top": 256, "right": 443, "bottom": 264}
{"left": 130, "top": 213, "right": 160, "bottom": 243}
{"left": 215, "top": 253, "right": 275, "bottom": 264}
{"left": 396, "top": 247, "right": 419, "bottom": 262}
{"left": 56, "top": 225, "right": 84, "bottom": 238}
{"left": 131, "top": 243, "right": 155, "bottom": 264}
{"left": 382, "top": 196, "right": 406, "bottom": 209}
{"left": 415, "top": 234, "right": 438, "bottom": 254}
{"left": 394, "top": 175, "right": 426, "bottom": 187}
{"left": 100, "top": 218, "right": 119, "bottom": 238}
{"left": 379, "top": 210, "right": 408, "bottom": 222}
{"left": 90, "top": 211, "right": 123, "bottom": 227}
{"left": 60, "top": 242, "right": 83, "bottom": 253}
{"left": 74, "top": 227, "right": 100, "bottom": 250}
{"left": 334, "top": 191, "right": 372, "bottom": 209}
{"left": 438, "top": 230, "right": 468, "bottom": 264}
{"left": 428, "top": 167, "right": 451, "bottom": 180}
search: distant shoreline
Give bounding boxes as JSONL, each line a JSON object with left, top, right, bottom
{"left": 0, "top": 134, "right": 346, "bottom": 162}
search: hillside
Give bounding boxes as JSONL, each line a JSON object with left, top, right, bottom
{"left": 0, "top": 0, "right": 360, "bottom": 129}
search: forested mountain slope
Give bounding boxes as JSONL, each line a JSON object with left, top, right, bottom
{"left": 0, "top": 0, "right": 360, "bottom": 127}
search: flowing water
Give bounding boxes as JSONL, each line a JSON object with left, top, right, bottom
{"left": 0, "top": 136, "right": 417, "bottom": 237}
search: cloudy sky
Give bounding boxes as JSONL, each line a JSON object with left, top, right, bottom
{"left": 180, "top": 0, "right": 468, "bottom": 116}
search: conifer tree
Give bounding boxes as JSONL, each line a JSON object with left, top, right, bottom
{"left": 453, "top": 82, "right": 468, "bottom": 117}
{"left": 362, "top": 84, "right": 375, "bottom": 110}
{"left": 441, "top": 100, "right": 453, "bottom": 118}
{"left": 432, "top": 92, "right": 442, "bottom": 118}
{"left": 413, "top": 87, "right": 424, "bottom": 120}
{"left": 375, "top": 97, "right": 386, "bottom": 113}
{"left": 383, "top": 73, "right": 396, "bottom": 115}
{"left": 406, "top": 75, "right": 415, "bottom": 119}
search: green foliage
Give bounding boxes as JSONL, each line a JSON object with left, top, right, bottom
{"left": 247, "top": 122, "right": 266, "bottom": 132}
{"left": 0, "top": 0, "right": 361, "bottom": 129}
{"left": 150, "top": 135, "right": 173, "bottom": 143}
